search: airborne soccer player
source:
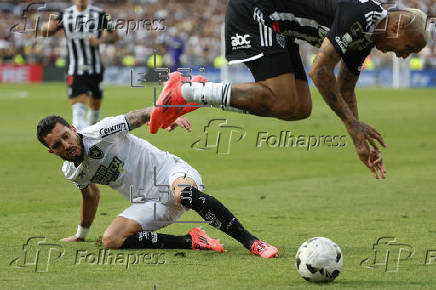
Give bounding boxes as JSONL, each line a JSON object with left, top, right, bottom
{"left": 149, "top": 0, "right": 429, "bottom": 180}
{"left": 36, "top": 83, "right": 278, "bottom": 259}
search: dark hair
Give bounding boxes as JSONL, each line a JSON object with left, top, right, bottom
{"left": 37, "top": 115, "right": 71, "bottom": 147}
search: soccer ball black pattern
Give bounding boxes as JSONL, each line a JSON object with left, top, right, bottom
{"left": 295, "top": 237, "right": 343, "bottom": 282}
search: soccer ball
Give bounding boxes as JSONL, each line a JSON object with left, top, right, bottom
{"left": 295, "top": 237, "right": 343, "bottom": 282}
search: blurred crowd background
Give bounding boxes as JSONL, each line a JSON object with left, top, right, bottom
{"left": 1, "top": 0, "right": 436, "bottom": 70}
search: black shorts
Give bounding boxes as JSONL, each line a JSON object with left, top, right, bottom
{"left": 67, "top": 73, "right": 103, "bottom": 99}
{"left": 225, "top": 0, "right": 307, "bottom": 82}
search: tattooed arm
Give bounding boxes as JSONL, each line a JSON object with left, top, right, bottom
{"left": 125, "top": 107, "right": 153, "bottom": 130}
{"left": 337, "top": 60, "right": 359, "bottom": 119}
{"left": 125, "top": 107, "right": 191, "bottom": 132}
{"left": 309, "top": 38, "right": 386, "bottom": 179}
{"left": 308, "top": 38, "right": 356, "bottom": 125}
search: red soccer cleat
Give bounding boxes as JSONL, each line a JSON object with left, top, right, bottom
{"left": 188, "top": 227, "right": 224, "bottom": 253}
{"left": 149, "top": 72, "right": 205, "bottom": 134}
{"left": 250, "top": 240, "right": 278, "bottom": 258}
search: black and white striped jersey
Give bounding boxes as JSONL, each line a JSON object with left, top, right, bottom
{"left": 253, "top": 0, "right": 387, "bottom": 74}
{"left": 226, "top": 0, "right": 387, "bottom": 74}
{"left": 56, "top": 4, "right": 113, "bottom": 76}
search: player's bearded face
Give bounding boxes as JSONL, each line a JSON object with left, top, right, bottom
{"left": 45, "top": 123, "right": 84, "bottom": 163}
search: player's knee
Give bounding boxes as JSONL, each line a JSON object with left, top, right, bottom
{"left": 102, "top": 233, "right": 123, "bottom": 249}
{"left": 171, "top": 177, "right": 197, "bottom": 204}
{"left": 272, "top": 94, "right": 312, "bottom": 121}
{"left": 296, "top": 99, "right": 313, "bottom": 120}
{"left": 179, "top": 186, "right": 205, "bottom": 209}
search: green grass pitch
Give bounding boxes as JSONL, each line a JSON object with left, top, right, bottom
{"left": 0, "top": 83, "right": 435, "bottom": 289}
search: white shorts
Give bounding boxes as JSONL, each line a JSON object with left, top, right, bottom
{"left": 118, "top": 161, "right": 203, "bottom": 231}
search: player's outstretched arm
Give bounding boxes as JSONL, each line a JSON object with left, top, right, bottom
{"left": 60, "top": 184, "right": 100, "bottom": 242}
{"left": 126, "top": 107, "right": 191, "bottom": 132}
{"left": 309, "top": 38, "right": 386, "bottom": 179}
{"left": 337, "top": 61, "right": 359, "bottom": 119}
{"left": 308, "top": 38, "right": 355, "bottom": 124}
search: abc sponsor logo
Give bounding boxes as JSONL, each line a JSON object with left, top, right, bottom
{"left": 231, "top": 33, "right": 251, "bottom": 50}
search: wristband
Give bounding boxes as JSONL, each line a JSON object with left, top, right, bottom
{"left": 76, "top": 225, "right": 89, "bottom": 239}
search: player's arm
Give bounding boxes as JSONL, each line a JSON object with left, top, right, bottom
{"left": 125, "top": 107, "right": 191, "bottom": 132}
{"left": 309, "top": 38, "right": 356, "bottom": 124}
{"left": 337, "top": 61, "right": 359, "bottom": 119}
{"left": 309, "top": 38, "right": 386, "bottom": 178}
{"left": 60, "top": 184, "right": 100, "bottom": 242}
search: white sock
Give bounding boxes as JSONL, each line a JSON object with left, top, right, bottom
{"left": 87, "top": 109, "right": 100, "bottom": 125}
{"left": 181, "top": 82, "right": 232, "bottom": 107}
{"left": 72, "top": 103, "right": 88, "bottom": 131}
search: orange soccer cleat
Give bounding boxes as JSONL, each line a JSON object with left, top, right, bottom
{"left": 149, "top": 72, "right": 206, "bottom": 134}
{"left": 188, "top": 227, "right": 224, "bottom": 253}
{"left": 250, "top": 240, "right": 278, "bottom": 258}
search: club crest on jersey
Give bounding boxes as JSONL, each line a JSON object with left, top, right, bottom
{"left": 100, "top": 122, "right": 127, "bottom": 138}
{"left": 276, "top": 33, "right": 286, "bottom": 48}
{"left": 89, "top": 145, "right": 104, "bottom": 159}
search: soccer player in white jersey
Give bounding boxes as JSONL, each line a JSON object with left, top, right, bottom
{"left": 36, "top": 105, "right": 278, "bottom": 258}
{"left": 41, "top": 0, "right": 119, "bottom": 130}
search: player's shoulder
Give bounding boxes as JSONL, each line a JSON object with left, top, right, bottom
{"left": 79, "top": 115, "right": 131, "bottom": 141}
{"left": 88, "top": 4, "right": 104, "bottom": 14}
{"left": 60, "top": 6, "right": 73, "bottom": 18}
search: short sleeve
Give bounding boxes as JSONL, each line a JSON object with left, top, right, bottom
{"left": 73, "top": 181, "right": 89, "bottom": 190}
{"left": 62, "top": 161, "right": 90, "bottom": 190}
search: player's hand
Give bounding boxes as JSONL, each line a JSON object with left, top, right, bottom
{"left": 346, "top": 120, "right": 387, "bottom": 179}
{"left": 89, "top": 37, "right": 100, "bottom": 47}
{"left": 60, "top": 235, "right": 84, "bottom": 242}
{"left": 167, "top": 117, "right": 191, "bottom": 132}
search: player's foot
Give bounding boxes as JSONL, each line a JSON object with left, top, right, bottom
{"left": 159, "top": 75, "right": 207, "bottom": 129}
{"left": 188, "top": 227, "right": 224, "bottom": 253}
{"left": 250, "top": 240, "right": 278, "bottom": 258}
{"left": 149, "top": 72, "right": 205, "bottom": 134}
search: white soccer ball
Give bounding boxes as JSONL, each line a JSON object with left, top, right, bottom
{"left": 295, "top": 237, "right": 343, "bottom": 282}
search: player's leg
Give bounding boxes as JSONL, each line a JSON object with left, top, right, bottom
{"left": 86, "top": 73, "right": 103, "bottom": 126}
{"left": 188, "top": 41, "right": 311, "bottom": 120}
{"left": 170, "top": 164, "right": 278, "bottom": 258}
{"left": 102, "top": 202, "right": 192, "bottom": 250}
{"left": 68, "top": 75, "right": 89, "bottom": 130}
{"left": 70, "top": 94, "right": 89, "bottom": 131}
{"left": 148, "top": 1, "right": 311, "bottom": 133}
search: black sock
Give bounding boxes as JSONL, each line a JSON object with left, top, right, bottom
{"left": 180, "top": 186, "right": 257, "bottom": 249}
{"left": 120, "top": 231, "right": 192, "bottom": 249}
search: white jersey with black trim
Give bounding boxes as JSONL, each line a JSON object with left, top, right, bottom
{"left": 62, "top": 115, "right": 181, "bottom": 201}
